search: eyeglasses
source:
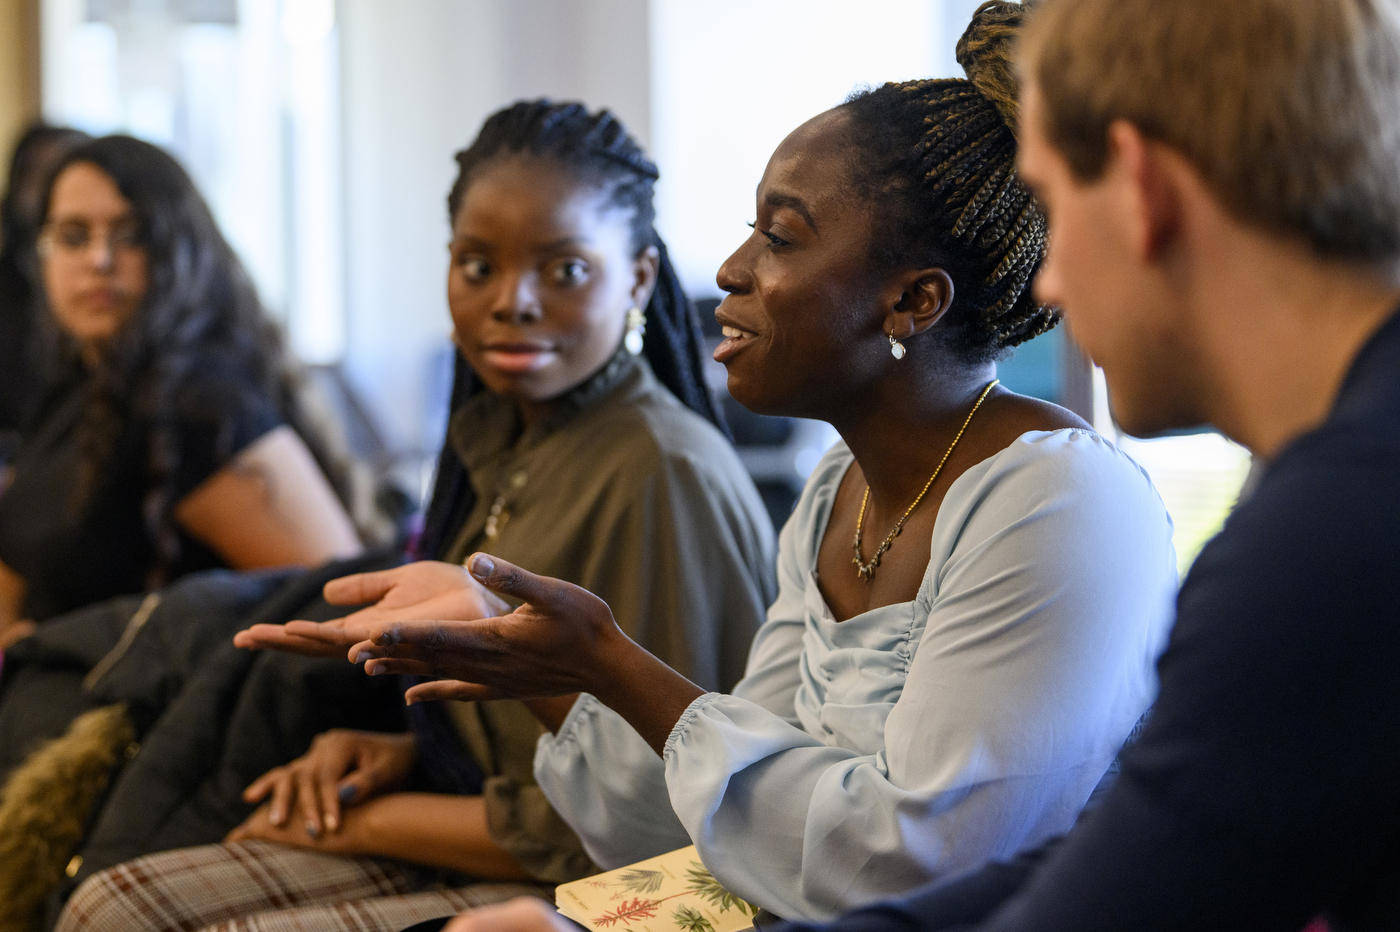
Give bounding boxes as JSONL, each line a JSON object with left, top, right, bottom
{"left": 37, "top": 220, "right": 145, "bottom": 262}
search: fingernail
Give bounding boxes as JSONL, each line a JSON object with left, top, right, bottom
{"left": 305, "top": 821, "right": 320, "bottom": 838}
{"left": 338, "top": 784, "right": 357, "bottom": 803}
{"left": 270, "top": 809, "right": 284, "bottom": 826}
{"left": 355, "top": 651, "right": 371, "bottom": 663}
{"left": 325, "top": 815, "right": 339, "bottom": 832}
{"left": 375, "top": 632, "right": 391, "bottom": 646}
{"left": 470, "top": 554, "right": 494, "bottom": 577}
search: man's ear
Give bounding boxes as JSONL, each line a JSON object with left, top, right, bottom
{"left": 631, "top": 245, "right": 661, "bottom": 310}
{"left": 1107, "top": 120, "right": 1182, "bottom": 261}
{"left": 885, "top": 268, "right": 955, "bottom": 341}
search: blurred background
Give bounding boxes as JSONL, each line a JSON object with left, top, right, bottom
{"left": 0, "top": 0, "right": 1249, "bottom": 574}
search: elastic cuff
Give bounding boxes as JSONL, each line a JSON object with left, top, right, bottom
{"left": 662, "top": 692, "right": 722, "bottom": 762}
{"left": 545, "top": 693, "right": 594, "bottom": 749}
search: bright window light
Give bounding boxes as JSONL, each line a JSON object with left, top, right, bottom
{"left": 650, "top": 0, "right": 957, "bottom": 298}
{"left": 41, "top": 0, "right": 344, "bottom": 362}
{"left": 1093, "top": 369, "right": 1253, "bottom": 577}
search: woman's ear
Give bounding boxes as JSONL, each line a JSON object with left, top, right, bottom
{"left": 630, "top": 245, "right": 661, "bottom": 310}
{"left": 884, "top": 268, "right": 955, "bottom": 340}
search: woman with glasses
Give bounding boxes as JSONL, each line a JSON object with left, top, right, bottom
{"left": 0, "top": 135, "right": 364, "bottom": 650}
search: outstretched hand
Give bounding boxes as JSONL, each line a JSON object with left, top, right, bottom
{"left": 346, "top": 554, "right": 630, "bottom": 705}
{"left": 232, "top": 560, "right": 511, "bottom": 657}
{"left": 349, "top": 554, "right": 707, "bottom": 754}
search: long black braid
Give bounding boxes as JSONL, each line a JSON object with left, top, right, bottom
{"left": 419, "top": 99, "right": 725, "bottom": 560}
{"left": 842, "top": 0, "right": 1055, "bottom": 363}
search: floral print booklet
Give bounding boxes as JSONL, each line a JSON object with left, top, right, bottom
{"left": 555, "top": 845, "right": 758, "bottom": 932}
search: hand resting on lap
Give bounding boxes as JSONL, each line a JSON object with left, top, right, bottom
{"left": 230, "top": 728, "right": 417, "bottom": 840}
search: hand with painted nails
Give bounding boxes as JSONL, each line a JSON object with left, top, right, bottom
{"left": 351, "top": 554, "right": 707, "bottom": 754}
{"left": 347, "top": 554, "right": 629, "bottom": 699}
{"left": 227, "top": 729, "right": 416, "bottom": 845}
{"left": 232, "top": 560, "right": 511, "bottom": 657}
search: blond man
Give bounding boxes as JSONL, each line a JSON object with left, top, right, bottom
{"left": 436, "top": 0, "right": 1400, "bottom": 930}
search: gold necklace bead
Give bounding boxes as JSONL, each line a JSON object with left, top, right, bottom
{"left": 852, "top": 379, "right": 999, "bottom": 581}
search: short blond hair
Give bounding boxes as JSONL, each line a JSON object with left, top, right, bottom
{"left": 1020, "top": 0, "right": 1400, "bottom": 260}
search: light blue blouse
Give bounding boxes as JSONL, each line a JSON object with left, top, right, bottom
{"left": 535, "top": 430, "right": 1177, "bottom": 921}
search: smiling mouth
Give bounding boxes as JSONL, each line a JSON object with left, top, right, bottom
{"left": 713, "top": 325, "right": 756, "bottom": 364}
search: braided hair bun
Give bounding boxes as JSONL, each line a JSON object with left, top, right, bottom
{"left": 842, "top": 0, "right": 1054, "bottom": 362}
{"left": 957, "top": 0, "right": 1038, "bottom": 136}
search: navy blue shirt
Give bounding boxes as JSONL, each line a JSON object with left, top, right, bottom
{"left": 781, "top": 310, "right": 1400, "bottom": 932}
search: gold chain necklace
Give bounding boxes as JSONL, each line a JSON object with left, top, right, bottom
{"left": 852, "top": 379, "right": 999, "bottom": 581}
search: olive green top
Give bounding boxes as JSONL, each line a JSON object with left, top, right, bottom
{"left": 440, "top": 350, "right": 776, "bottom": 883}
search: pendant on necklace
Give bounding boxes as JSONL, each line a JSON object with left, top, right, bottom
{"left": 484, "top": 495, "right": 510, "bottom": 540}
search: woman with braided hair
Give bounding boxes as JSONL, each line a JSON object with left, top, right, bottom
{"left": 223, "top": 2, "right": 1174, "bottom": 926}
{"left": 54, "top": 102, "right": 775, "bottom": 932}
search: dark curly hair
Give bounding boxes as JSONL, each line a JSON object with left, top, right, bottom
{"left": 842, "top": 0, "right": 1055, "bottom": 363}
{"left": 42, "top": 135, "right": 358, "bottom": 577}
{"left": 0, "top": 124, "right": 89, "bottom": 434}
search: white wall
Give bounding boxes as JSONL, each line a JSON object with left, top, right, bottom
{"left": 337, "top": 0, "right": 498, "bottom": 474}
{"left": 649, "top": 0, "right": 988, "bottom": 298}
{"left": 41, "top": 0, "right": 340, "bottom": 357}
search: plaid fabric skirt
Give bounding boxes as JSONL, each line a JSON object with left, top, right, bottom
{"left": 54, "top": 841, "right": 553, "bottom": 932}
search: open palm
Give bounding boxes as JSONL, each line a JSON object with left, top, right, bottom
{"left": 233, "top": 560, "right": 511, "bottom": 657}
{"left": 345, "top": 554, "right": 627, "bottom": 702}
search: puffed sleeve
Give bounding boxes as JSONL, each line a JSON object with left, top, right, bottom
{"left": 662, "top": 431, "right": 1178, "bottom": 921}
{"left": 532, "top": 444, "right": 848, "bottom": 869}
{"left": 532, "top": 693, "right": 687, "bottom": 869}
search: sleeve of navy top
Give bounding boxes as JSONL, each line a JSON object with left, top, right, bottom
{"left": 167, "top": 365, "right": 284, "bottom": 503}
{"left": 781, "top": 441, "right": 1400, "bottom": 932}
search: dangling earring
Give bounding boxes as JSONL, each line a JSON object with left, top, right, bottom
{"left": 624, "top": 306, "right": 646, "bottom": 355}
{"left": 888, "top": 332, "right": 906, "bottom": 360}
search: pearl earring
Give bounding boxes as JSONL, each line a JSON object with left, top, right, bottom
{"left": 888, "top": 333, "right": 906, "bottom": 360}
{"left": 624, "top": 307, "right": 645, "bottom": 355}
